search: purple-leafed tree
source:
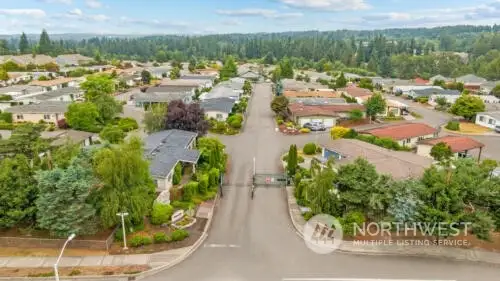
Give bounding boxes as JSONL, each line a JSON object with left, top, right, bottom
{"left": 166, "top": 100, "right": 209, "bottom": 136}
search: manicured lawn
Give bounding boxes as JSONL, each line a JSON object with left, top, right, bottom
{"left": 459, "top": 122, "right": 491, "bottom": 134}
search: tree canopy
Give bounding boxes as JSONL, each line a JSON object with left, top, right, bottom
{"left": 450, "top": 94, "right": 485, "bottom": 121}
{"left": 166, "top": 100, "right": 209, "bottom": 136}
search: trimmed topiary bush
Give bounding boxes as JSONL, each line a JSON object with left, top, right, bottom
{"left": 302, "top": 143, "right": 317, "bottom": 155}
{"left": 150, "top": 203, "right": 174, "bottom": 225}
{"left": 446, "top": 120, "right": 460, "bottom": 131}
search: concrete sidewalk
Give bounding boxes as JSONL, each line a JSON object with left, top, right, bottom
{"left": 286, "top": 186, "right": 500, "bottom": 265}
{"left": 0, "top": 197, "right": 218, "bottom": 280}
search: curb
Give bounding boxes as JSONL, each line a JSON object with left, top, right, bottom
{"left": 441, "top": 126, "right": 499, "bottom": 137}
{"left": 0, "top": 195, "right": 220, "bottom": 281}
{"left": 285, "top": 186, "right": 500, "bottom": 265}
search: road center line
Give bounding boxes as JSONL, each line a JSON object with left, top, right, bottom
{"left": 204, "top": 243, "right": 241, "bottom": 248}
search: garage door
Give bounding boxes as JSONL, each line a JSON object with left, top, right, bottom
{"left": 299, "top": 118, "right": 311, "bottom": 126}
{"left": 323, "top": 118, "right": 335, "bottom": 127}
{"left": 312, "top": 119, "right": 322, "bottom": 123}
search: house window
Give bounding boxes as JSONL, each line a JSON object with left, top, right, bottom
{"left": 418, "top": 136, "right": 424, "bottom": 141}
{"left": 489, "top": 118, "right": 495, "bottom": 125}
{"left": 406, "top": 138, "right": 411, "bottom": 143}
{"left": 216, "top": 113, "right": 223, "bottom": 120}
{"left": 479, "top": 116, "right": 485, "bottom": 122}
{"left": 16, "top": 114, "right": 23, "bottom": 120}
{"left": 43, "top": 114, "right": 51, "bottom": 120}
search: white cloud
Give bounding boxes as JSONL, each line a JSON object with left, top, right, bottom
{"left": 216, "top": 8, "right": 303, "bottom": 19}
{"left": 85, "top": 0, "right": 103, "bottom": 9}
{"left": 0, "top": 9, "right": 46, "bottom": 18}
{"left": 39, "top": 0, "right": 72, "bottom": 4}
{"left": 279, "top": 0, "right": 370, "bottom": 11}
{"left": 68, "top": 8, "right": 83, "bottom": 16}
{"left": 89, "top": 14, "right": 109, "bottom": 21}
{"left": 119, "top": 17, "right": 190, "bottom": 30}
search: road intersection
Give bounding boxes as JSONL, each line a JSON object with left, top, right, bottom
{"left": 144, "top": 83, "right": 500, "bottom": 281}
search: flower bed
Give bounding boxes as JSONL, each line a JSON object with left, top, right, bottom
{"left": 172, "top": 215, "right": 197, "bottom": 229}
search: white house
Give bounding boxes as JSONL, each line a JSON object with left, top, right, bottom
{"left": 475, "top": 111, "right": 500, "bottom": 129}
{"left": 429, "top": 94, "right": 499, "bottom": 107}
{"left": 200, "top": 97, "right": 236, "bottom": 121}
{"left": 144, "top": 130, "right": 200, "bottom": 204}
{"left": 395, "top": 85, "right": 443, "bottom": 96}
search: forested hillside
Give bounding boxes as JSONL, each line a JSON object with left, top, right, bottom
{"left": 2, "top": 25, "right": 500, "bottom": 79}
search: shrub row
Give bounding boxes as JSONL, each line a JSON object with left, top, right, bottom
{"left": 129, "top": 229, "right": 190, "bottom": 247}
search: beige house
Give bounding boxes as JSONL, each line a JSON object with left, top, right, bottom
{"left": 6, "top": 101, "right": 70, "bottom": 126}
{"left": 30, "top": 77, "right": 80, "bottom": 91}
{"left": 417, "top": 136, "right": 485, "bottom": 161}
{"left": 361, "top": 123, "right": 438, "bottom": 148}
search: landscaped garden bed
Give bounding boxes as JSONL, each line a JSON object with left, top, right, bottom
{"left": 0, "top": 265, "right": 150, "bottom": 277}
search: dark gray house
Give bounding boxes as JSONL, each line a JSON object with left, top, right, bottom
{"left": 144, "top": 129, "right": 200, "bottom": 203}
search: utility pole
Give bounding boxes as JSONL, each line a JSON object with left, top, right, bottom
{"left": 116, "top": 212, "right": 129, "bottom": 250}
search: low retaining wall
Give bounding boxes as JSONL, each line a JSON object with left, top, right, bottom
{"left": 0, "top": 229, "right": 117, "bottom": 251}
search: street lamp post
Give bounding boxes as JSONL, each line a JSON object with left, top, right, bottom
{"left": 117, "top": 212, "right": 129, "bottom": 250}
{"left": 54, "top": 233, "right": 75, "bottom": 281}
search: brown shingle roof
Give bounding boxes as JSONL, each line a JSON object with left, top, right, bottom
{"left": 284, "top": 90, "right": 341, "bottom": 98}
{"left": 338, "top": 85, "right": 373, "bottom": 98}
{"left": 289, "top": 103, "right": 365, "bottom": 117}
{"left": 419, "top": 136, "right": 484, "bottom": 153}
{"left": 362, "top": 123, "right": 438, "bottom": 141}
{"left": 321, "top": 139, "right": 433, "bottom": 179}
{"left": 30, "top": 77, "right": 76, "bottom": 87}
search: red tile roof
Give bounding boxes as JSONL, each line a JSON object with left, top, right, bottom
{"left": 419, "top": 136, "right": 484, "bottom": 152}
{"left": 362, "top": 123, "right": 437, "bottom": 141}
{"left": 414, "top": 77, "right": 430, "bottom": 85}
{"left": 289, "top": 103, "right": 365, "bottom": 117}
{"left": 284, "top": 90, "right": 341, "bottom": 98}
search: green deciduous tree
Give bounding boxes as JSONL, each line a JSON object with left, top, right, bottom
{"left": 99, "top": 125, "right": 125, "bottom": 144}
{"left": 349, "top": 109, "right": 364, "bottom": 121}
{"left": 450, "top": 94, "right": 485, "bottom": 121}
{"left": 81, "top": 75, "right": 115, "bottom": 102}
{"left": 243, "top": 80, "right": 252, "bottom": 95}
{"left": 197, "top": 137, "right": 226, "bottom": 171}
{"left": 430, "top": 142, "right": 453, "bottom": 163}
{"left": 94, "top": 95, "right": 123, "bottom": 124}
{"left": 92, "top": 137, "right": 156, "bottom": 227}
{"left": 307, "top": 167, "right": 338, "bottom": 215}
{"left": 336, "top": 72, "right": 347, "bottom": 88}
{"left": 0, "top": 123, "right": 47, "bottom": 159}
{"left": 169, "top": 67, "right": 180, "bottom": 80}
{"left": 220, "top": 55, "right": 238, "bottom": 79}
{"left": 0, "top": 69, "right": 9, "bottom": 82}
{"left": 491, "top": 84, "right": 500, "bottom": 98}
{"left": 65, "top": 102, "right": 100, "bottom": 132}
{"left": 141, "top": 70, "right": 152, "bottom": 84}
{"left": 36, "top": 153, "right": 97, "bottom": 237}
{"left": 144, "top": 104, "right": 167, "bottom": 134}
{"left": 365, "top": 93, "right": 386, "bottom": 120}
{"left": 279, "top": 58, "right": 294, "bottom": 79}
{"left": 0, "top": 155, "right": 37, "bottom": 228}
{"left": 270, "top": 96, "right": 289, "bottom": 118}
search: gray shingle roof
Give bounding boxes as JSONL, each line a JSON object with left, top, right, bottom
{"left": 412, "top": 88, "right": 460, "bottom": 97}
{"left": 144, "top": 130, "right": 200, "bottom": 178}
{"left": 199, "top": 86, "right": 239, "bottom": 100}
{"left": 478, "top": 111, "right": 500, "bottom": 120}
{"left": 456, "top": 74, "right": 487, "bottom": 84}
{"left": 6, "top": 101, "right": 70, "bottom": 114}
{"left": 288, "top": 97, "right": 347, "bottom": 105}
{"left": 200, "top": 97, "right": 236, "bottom": 114}
{"left": 180, "top": 75, "right": 216, "bottom": 81}
{"left": 31, "top": 87, "right": 83, "bottom": 101}
{"left": 0, "top": 85, "right": 44, "bottom": 95}
{"left": 135, "top": 92, "right": 192, "bottom": 103}
{"left": 146, "top": 85, "right": 195, "bottom": 93}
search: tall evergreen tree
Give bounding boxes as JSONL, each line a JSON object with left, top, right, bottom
{"left": 38, "top": 29, "right": 52, "bottom": 55}
{"left": 19, "top": 32, "right": 30, "bottom": 54}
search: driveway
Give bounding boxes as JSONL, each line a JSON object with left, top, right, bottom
{"left": 144, "top": 83, "right": 499, "bottom": 281}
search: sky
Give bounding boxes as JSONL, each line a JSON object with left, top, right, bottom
{"left": 0, "top": 0, "right": 499, "bottom": 35}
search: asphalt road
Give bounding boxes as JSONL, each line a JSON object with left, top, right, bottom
{"left": 145, "top": 83, "right": 500, "bottom": 281}
{"left": 387, "top": 95, "right": 500, "bottom": 161}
